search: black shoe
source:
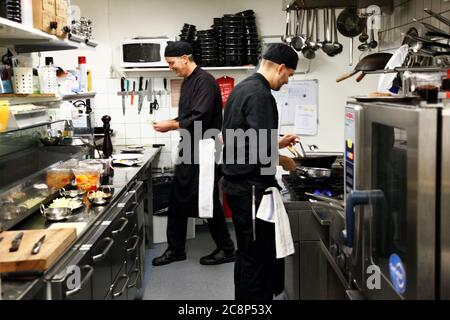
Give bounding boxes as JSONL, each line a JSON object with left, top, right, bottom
{"left": 152, "top": 249, "right": 186, "bottom": 266}
{"left": 200, "top": 249, "right": 235, "bottom": 265}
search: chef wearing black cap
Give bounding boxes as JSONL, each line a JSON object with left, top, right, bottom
{"left": 152, "top": 41, "right": 235, "bottom": 266}
{"left": 222, "top": 43, "right": 299, "bottom": 300}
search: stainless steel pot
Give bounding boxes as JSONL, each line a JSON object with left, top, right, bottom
{"left": 40, "top": 204, "right": 72, "bottom": 221}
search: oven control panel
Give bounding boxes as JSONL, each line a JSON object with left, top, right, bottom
{"left": 344, "top": 105, "right": 357, "bottom": 197}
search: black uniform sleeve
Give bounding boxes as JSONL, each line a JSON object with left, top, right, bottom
{"left": 178, "top": 77, "right": 215, "bottom": 130}
{"left": 243, "top": 92, "right": 278, "bottom": 130}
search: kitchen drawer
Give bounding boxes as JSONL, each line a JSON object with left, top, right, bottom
{"left": 63, "top": 254, "right": 94, "bottom": 300}
{"left": 107, "top": 262, "right": 129, "bottom": 300}
{"left": 90, "top": 236, "right": 114, "bottom": 300}
{"left": 127, "top": 257, "right": 141, "bottom": 300}
{"left": 109, "top": 216, "right": 128, "bottom": 278}
{"left": 125, "top": 225, "right": 139, "bottom": 273}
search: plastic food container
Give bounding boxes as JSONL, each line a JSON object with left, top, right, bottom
{"left": 73, "top": 165, "right": 102, "bottom": 192}
{"left": 46, "top": 167, "right": 75, "bottom": 190}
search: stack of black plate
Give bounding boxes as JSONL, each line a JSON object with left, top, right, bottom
{"left": 0, "top": 0, "right": 22, "bottom": 23}
{"left": 179, "top": 23, "right": 197, "bottom": 44}
{"left": 179, "top": 23, "right": 198, "bottom": 63}
{"left": 197, "top": 29, "right": 216, "bottom": 67}
{"left": 222, "top": 14, "right": 245, "bottom": 66}
{"left": 237, "top": 10, "right": 260, "bottom": 65}
{"left": 212, "top": 17, "right": 224, "bottom": 66}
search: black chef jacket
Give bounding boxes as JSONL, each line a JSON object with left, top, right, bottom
{"left": 170, "top": 67, "right": 223, "bottom": 218}
{"left": 222, "top": 73, "right": 279, "bottom": 196}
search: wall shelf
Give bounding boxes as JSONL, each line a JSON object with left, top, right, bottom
{"left": 0, "top": 17, "right": 98, "bottom": 53}
{"left": 119, "top": 66, "right": 256, "bottom": 77}
{"left": 1, "top": 92, "right": 96, "bottom": 105}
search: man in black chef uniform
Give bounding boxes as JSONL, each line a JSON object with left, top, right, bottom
{"left": 152, "top": 41, "right": 235, "bottom": 266}
{"left": 222, "top": 43, "right": 299, "bottom": 300}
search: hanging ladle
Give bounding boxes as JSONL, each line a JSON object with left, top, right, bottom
{"left": 292, "top": 9, "right": 305, "bottom": 51}
{"left": 331, "top": 8, "right": 343, "bottom": 55}
{"left": 322, "top": 8, "right": 335, "bottom": 56}
{"left": 302, "top": 9, "right": 316, "bottom": 60}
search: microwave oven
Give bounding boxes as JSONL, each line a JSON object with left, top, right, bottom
{"left": 121, "top": 38, "right": 170, "bottom": 68}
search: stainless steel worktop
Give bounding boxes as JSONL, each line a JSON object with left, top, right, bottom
{"left": 0, "top": 147, "right": 161, "bottom": 300}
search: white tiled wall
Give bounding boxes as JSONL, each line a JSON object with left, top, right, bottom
{"left": 379, "top": 0, "right": 450, "bottom": 50}
{"left": 92, "top": 76, "right": 179, "bottom": 167}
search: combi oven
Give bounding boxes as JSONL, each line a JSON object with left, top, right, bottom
{"left": 344, "top": 102, "right": 450, "bottom": 300}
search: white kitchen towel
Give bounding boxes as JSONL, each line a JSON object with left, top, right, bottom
{"left": 198, "top": 138, "right": 215, "bottom": 218}
{"left": 256, "top": 187, "right": 295, "bottom": 259}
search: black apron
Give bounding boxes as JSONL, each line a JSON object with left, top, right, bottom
{"left": 169, "top": 163, "right": 199, "bottom": 218}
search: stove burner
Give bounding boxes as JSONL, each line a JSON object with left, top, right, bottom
{"left": 282, "top": 164, "right": 344, "bottom": 202}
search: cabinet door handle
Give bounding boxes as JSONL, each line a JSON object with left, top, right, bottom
{"left": 92, "top": 238, "right": 114, "bottom": 263}
{"left": 112, "top": 218, "right": 128, "bottom": 236}
{"left": 127, "top": 269, "right": 140, "bottom": 289}
{"left": 125, "top": 210, "right": 136, "bottom": 218}
{"left": 113, "top": 275, "right": 130, "bottom": 298}
{"left": 65, "top": 265, "right": 94, "bottom": 297}
{"left": 126, "top": 235, "right": 140, "bottom": 254}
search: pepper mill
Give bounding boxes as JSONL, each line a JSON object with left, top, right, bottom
{"left": 101, "top": 115, "right": 113, "bottom": 158}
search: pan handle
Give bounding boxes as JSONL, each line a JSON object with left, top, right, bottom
{"left": 336, "top": 70, "right": 359, "bottom": 83}
{"left": 356, "top": 72, "right": 366, "bottom": 82}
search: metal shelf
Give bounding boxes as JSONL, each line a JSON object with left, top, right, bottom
{"left": 1, "top": 92, "right": 96, "bottom": 105}
{"left": 0, "top": 17, "right": 98, "bottom": 53}
{"left": 0, "top": 120, "right": 65, "bottom": 136}
{"left": 364, "top": 67, "right": 449, "bottom": 75}
{"left": 119, "top": 66, "right": 256, "bottom": 77}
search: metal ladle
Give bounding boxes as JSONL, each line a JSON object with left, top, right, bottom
{"left": 291, "top": 9, "right": 305, "bottom": 51}
{"left": 322, "top": 8, "right": 335, "bottom": 55}
{"left": 302, "top": 9, "right": 316, "bottom": 60}
{"left": 331, "top": 8, "right": 343, "bottom": 55}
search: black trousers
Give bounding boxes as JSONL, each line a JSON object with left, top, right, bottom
{"left": 167, "top": 187, "right": 235, "bottom": 255}
{"left": 227, "top": 190, "right": 285, "bottom": 300}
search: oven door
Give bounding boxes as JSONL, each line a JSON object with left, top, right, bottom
{"left": 353, "top": 104, "right": 437, "bottom": 300}
{"left": 440, "top": 108, "right": 450, "bottom": 299}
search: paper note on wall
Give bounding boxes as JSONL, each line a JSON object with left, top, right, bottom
{"left": 295, "top": 105, "right": 317, "bottom": 136}
{"left": 275, "top": 80, "right": 318, "bottom": 135}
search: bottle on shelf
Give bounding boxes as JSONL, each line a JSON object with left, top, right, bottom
{"left": 78, "top": 56, "right": 88, "bottom": 93}
{"left": 62, "top": 119, "right": 74, "bottom": 138}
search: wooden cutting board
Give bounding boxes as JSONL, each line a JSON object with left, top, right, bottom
{"left": 0, "top": 228, "right": 77, "bottom": 273}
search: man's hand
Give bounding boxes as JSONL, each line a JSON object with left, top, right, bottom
{"left": 279, "top": 134, "right": 300, "bottom": 149}
{"left": 153, "top": 120, "right": 179, "bottom": 133}
{"left": 279, "top": 155, "right": 297, "bottom": 172}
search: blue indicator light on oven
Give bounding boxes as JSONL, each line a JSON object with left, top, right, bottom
{"left": 389, "top": 254, "right": 407, "bottom": 295}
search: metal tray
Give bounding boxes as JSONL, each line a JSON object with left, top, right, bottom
{"left": 352, "top": 95, "right": 418, "bottom": 102}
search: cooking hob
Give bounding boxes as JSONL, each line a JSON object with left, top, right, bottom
{"left": 282, "top": 164, "right": 344, "bottom": 202}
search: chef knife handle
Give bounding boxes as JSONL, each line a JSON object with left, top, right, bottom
{"left": 120, "top": 77, "right": 125, "bottom": 92}
{"left": 138, "top": 77, "right": 143, "bottom": 91}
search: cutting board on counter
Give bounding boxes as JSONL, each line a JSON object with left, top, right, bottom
{"left": 0, "top": 228, "right": 77, "bottom": 273}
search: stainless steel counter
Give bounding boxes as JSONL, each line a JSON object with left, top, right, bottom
{"left": 1, "top": 147, "right": 161, "bottom": 300}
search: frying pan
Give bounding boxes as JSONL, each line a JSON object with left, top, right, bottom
{"left": 293, "top": 156, "right": 337, "bottom": 169}
{"left": 336, "top": 52, "right": 393, "bottom": 83}
{"left": 337, "top": 8, "right": 364, "bottom": 65}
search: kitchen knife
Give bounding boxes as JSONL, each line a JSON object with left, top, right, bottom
{"left": 121, "top": 77, "right": 126, "bottom": 116}
{"left": 138, "top": 77, "right": 144, "bottom": 114}
{"left": 131, "top": 81, "right": 136, "bottom": 106}
{"left": 9, "top": 231, "right": 24, "bottom": 252}
{"left": 31, "top": 235, "right": 46, "bottom": 255}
